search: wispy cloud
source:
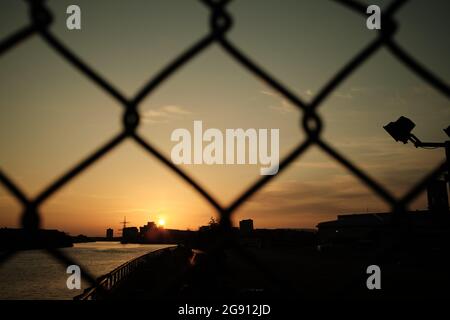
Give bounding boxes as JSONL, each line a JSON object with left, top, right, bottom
{"left": 142, "top": 105, "right": 192, "bottom": 124}
{"left": 350, "top": 86, "right": 371, "bottom": 93}
{"left": 241, "top": 135, "right": 440, "bottom": 224}
{"left": 305, "top": 89, "right": 314, "bottom": 97}
{"left": 260, "top": 89, "right": 297, "bottom": 114}
{"left": 387, "top": 91, "right": 407, "bottom": 106}
{"left": 334, "top": 91, "right": 353, "bottom": 99}
{"left": 331, "top": 86, "right": 374, "bottom": 100}
{"left": 411, "top": 84, "right": 433, "bottom": 96}
{"left": 245, "top": 177, "right": 386, "bottom": 219}
{"left": 293, "top": 160, "right": 337, "bottom": 169}
{"left": 100, "top": 208, "right": 152, "bottom": 215}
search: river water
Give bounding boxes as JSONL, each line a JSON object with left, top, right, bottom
{"left": 0, "top": 242, "right": 174, "bottom": 300}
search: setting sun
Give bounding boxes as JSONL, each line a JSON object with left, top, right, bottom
{"left": 157, "top": 218, "right": 166, "bottom": 227}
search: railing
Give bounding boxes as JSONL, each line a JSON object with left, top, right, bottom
{"left": 74, "top": 246, "right": 178, "bottom": 300}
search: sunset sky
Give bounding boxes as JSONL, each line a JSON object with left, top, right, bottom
{"left": 0, "top": 0, "right": 449, "bottom": 236}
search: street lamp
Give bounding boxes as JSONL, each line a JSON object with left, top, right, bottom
{"left": 384, "top": 116, "right": 450, "bottom": 148}
{"left": 384, "top": 116, "right": 450, "bottom": 212}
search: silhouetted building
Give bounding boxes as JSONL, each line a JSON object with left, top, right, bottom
{"left": 140, "top": 221, "right": 157, "bottom": 235}
{"left": 72, "top": 234, "right": 94, "bottom": 243}
{"left": 249, "top": 228, "right": 317, "bottom": 248}
{"left": 106, "top": 228, "right": 113, "bottom": 239}
{"left": 239, "top": 219, "right": 254, "bottom": 235}
{"left": 317, "top": 212, "right": 391, "bottom": 246}
{"left": 317, "top": 210, "right": 450, "bottom": 250}
{"left": 317, "top": 180, "right": 450, "bottom": 249}
{"left": 427, "top": 179, "right": 449, "bottom": 214}
{"left": 139, "top": 221, "right": 161, "bottom": 242}
{"left": 122, "top": 227, "right": 139, "bottom": 243}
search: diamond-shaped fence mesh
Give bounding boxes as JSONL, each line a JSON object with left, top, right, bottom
{"left": 0, "top": 0, "right": 449, "bottom": 298}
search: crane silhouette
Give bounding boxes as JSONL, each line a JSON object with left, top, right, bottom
{"left": 119, "top": 216, "right": 130, "bottom": 235}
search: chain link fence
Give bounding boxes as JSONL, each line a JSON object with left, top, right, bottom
{"left": 0, "top": 0, "right": 449, "bottom": 297}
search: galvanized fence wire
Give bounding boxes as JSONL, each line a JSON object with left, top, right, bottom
{"left": 0, "top": 0, "right": 449, "bottom": 295}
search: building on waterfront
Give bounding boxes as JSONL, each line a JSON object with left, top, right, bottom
{"left": 316, "top": 210, "right": 448, "bottom": 248}
{"left": 427, "top": 179, "right": 449, "bottom": 213}
{"left": 317, "top": 182, "right": 450, "bottom": 248}
{"left": 139, "top": 221, "right": 162, "bottom": 242}
{"left": 122, "top": 227, "right": 139, "bottom": 243}
{"left": 106, "top": 228, "right": 113, "bottom": 239}
{"left": 140, "top": 221, "right": 157, "bottom": 235}
{"left": 239, "top": 219, "right": 254, "bottom": 235}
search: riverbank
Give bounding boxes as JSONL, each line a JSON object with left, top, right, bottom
{"left": 0, "top": 242, "right": 173, "bottom": 300}
{"left": 0, "top": 228, "right": 73, "bottom": 250}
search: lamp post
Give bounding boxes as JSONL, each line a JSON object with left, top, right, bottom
{"left": 384, "top": 116, "right": 450, "bottom": 212}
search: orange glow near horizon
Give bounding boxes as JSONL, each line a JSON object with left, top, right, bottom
{"left": 157, "top": 218, "right": 166, "bottom": 228}
{"left": 0, "top": 1, "right": 445, "bottom": 237}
